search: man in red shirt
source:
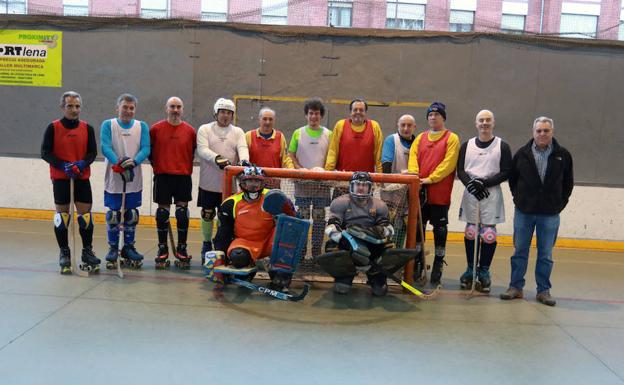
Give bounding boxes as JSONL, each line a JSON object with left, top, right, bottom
{"left": 41, "top": 91, "right": 99, "bottom": 274}
{"left": 149, "top": 96, "right": 197, "bottom": 269}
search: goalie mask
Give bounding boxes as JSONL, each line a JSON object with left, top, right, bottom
{"left": 238, "top": 165, "right": 265, "bottom": 200}
{"left": 349, "top": 171, "right": 373, "bottom": 203}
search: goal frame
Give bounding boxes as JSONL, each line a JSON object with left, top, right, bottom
{"left": 223, "top": 166, "right": 421, "bottom": 284}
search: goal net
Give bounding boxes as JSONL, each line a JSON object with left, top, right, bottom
{"left": 223, "top": 166, "right": 421, "bottom": 283}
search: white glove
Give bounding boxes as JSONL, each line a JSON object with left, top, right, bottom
{"left": 383, "top": 225, "right": 394, "bottom": 238}
{"left": 325, "top": 224, "right": 342, "bottom": 243}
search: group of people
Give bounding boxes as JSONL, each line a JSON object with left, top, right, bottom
{"left": 41, "top": 91, "right": 573, "bottom": 305}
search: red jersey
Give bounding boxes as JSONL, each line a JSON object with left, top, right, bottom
{"left": 336, "top": 119, "right": 375, "bottom": 172}
{"left": 50, "top": 119, "right": 90, "bottom": 180}
{"left": 249, "top": 130, "right": 282, "bottom": 168}
{"left": 417, "top": 130, "right": 455, "bottom": 205}
{"left": 150, "top": 120, "right": 196, "bottom": 175}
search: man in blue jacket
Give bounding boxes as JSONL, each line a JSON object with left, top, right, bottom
{"left": 500, "top": 116, "right": 573, "bottom": 306}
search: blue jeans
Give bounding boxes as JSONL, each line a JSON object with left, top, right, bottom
{"left": 509, "top": 208, "right": 560, "bottom": 293}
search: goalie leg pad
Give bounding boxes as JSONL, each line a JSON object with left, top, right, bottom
{"left": 380, "top": 248, "right": 417, "bottom": 275}
{"left": 262, "top": 189, "right": 296, "bottom": 216}
{"left": 314, "top": 250, "right": 357, "bottom": 278}
{"left": 270, "top": 215, "right": 310, "bottom": 273}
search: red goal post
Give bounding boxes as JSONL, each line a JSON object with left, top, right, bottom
{"left": 222, "top": 166, "right": 421, "bottom": 284}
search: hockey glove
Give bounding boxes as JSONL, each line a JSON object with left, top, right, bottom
{"left": 215, "top": 155, "right": 231, "bottom": 170}
{"left": 238, "top": 160, "right": 252, "bottom": 167}
{"left": 63, "top": 162, "right": 81, "bottom": 178}
{"left": 120, "top": 157, "right": 136, "bottom": 170}
{"left": 325, "top": 224, "right": 343, "bottom": 243}
{"left": 467, "top": 178, "right": 486, "bottom": 197}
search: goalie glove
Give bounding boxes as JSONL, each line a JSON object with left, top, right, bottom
{"left": 325, "top": 224, "right": 342, "bottom": 243}
{"left": 383, "top": 224, "right": 394, "bottom": 238}
{"left": 215, "top": 155, "right": 231, "bottom": 170}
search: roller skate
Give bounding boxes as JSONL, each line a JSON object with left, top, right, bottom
{"left": 477, "top": 267, "right": 491, "bottom": 293}
{"left": 79, "top": 246, "right": 101, "bottom": 273}
{"left": 459, "top": 266, "right": 474, "bottom": 290}
{"left": 154, "top": 243, "right": 170, "bottom": 270}
{"left": 121, "top": 243, "right": 143, "bottom": 269}
{"left": 105, "top": 244, "right": 120, "bottom": 270}
{"left": 59, "top": 247, "right": 71, "bottom": 275}
{"left": 174, "top": 243, "right": 192, "bottom": 270}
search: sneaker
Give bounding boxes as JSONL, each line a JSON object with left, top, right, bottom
{"left": 536, "top": 290, "right": 556, "bottom": 307}
{"left": 500, "top": 287, "right": 523, "bottom": 300}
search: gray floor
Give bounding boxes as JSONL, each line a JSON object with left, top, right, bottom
{"left": 0, "top": 218, "right": 623, "bottom": 385}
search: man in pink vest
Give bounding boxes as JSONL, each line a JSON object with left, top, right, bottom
{"left": 408, "top": 102, "right": 460, "bottom": 286}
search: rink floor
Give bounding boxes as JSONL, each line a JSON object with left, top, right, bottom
{"left": 0, "top": 218, "right": 623, "bottom": 385}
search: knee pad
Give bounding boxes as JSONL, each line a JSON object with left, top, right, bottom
{"left": 77, "top": 212, "right": 93, "bottom": 230}
{"left": 124, "top": 208, "right": 139, "bottom": 226}
{"left": 155, "top": 207, "right": 170, "bottom": 228}
{"left": 464, "top": 223, "right": 478, "bottom": 240}
{"left": 201, "top": 208, "right": 216, "bottom": 222}
{"left": 106, "top": 210, "right": 121, "bottom": 226}
{"left": 312, "top": 208, "right": 325, "bottom": 222}
{"left": 480, "top": 226, "right": 497, "bottom": 244}
{"left": 176, "top": 206, "right": 190, "bottom": 228}
{"left": 54, "top": 212, "right": 70, "bottom": 230}
{"left": 229, "top": 248, "right": 251, "bottom": 268}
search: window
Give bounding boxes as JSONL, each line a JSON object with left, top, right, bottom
{"left": 386, "top": 1, "right": 425, "bottom": 30}
{"left": 141, "top": 0, "right": 168, "bottom": 19}
{"left": 449, "top": 10, "right": 474, "bottom": 32}
{"left": 64, "top": 0, "right": 88, "bottom": 16}
{"left": 501, "top": 14, "right": 525, "bottom": 34}
{"left": 328, "top": 0, "right": 352, "bottom": 28}
{"left": 201, "top": 0, "right": 227, "bottom": 22}
{"left": 1, "top": 0, "right": 27, "bottom": 14}
{"left": 262, "top": 0, "right": 287, "bottom": 25}
{"left": 560, "top": 13, "right": 597, "bottom": 39}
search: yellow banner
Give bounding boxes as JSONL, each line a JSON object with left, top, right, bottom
{"left": 0, "top": 30, "right": 62, "bottom": 87}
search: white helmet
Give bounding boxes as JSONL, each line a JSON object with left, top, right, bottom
{"left": 213, "top": 98, "right": 235, "bottom": 116}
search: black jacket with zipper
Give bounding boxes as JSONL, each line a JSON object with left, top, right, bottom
{"left": 508, "top": 138, "right": 574, "bottom": 215}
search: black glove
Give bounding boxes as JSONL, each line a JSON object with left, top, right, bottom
{"left": 475, "top": 188, "right": 490, "bottom": 201}
{"left": 238, "top": 160, "right": 252, "bottom": 167}
{"left": 215, "top": 155, "right": 231, "bottom": 170}
{"left": 467, "top": 178, "right": 485, "bottom": 195}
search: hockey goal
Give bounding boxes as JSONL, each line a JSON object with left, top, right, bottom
{"left": 222, "top": 166, "right": 421, "bottom": 284}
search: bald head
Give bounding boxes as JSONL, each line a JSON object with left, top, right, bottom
{"left": 166, "top": 96, "right": 184, "bottom": 125}
{"left": 397, "top": 114, "right": 416, "bottom": 140}
{"left": 475, "top": 109, "right": 495, "bottom": 141}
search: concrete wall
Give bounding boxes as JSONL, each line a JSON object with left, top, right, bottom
{"left": 3, "top": 156, "right": 623, "bottom": 241}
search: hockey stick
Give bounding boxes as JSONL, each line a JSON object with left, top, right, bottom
{"left": 342, "top": 230, "right": 440, "bottom": 300}
{"left": 168, "top": 221, "right": 176, "bottom": 257}
{"left": 115, "top": 175, "right": 126, "bottom": 279}
{"left": 229, "top": 278, "right": 310, "bottom": 302}
{"left": 466, "top": 200, "right": 481, "bottom": 299}
{"left": 69, "top": 178, "right": 89, "bottom": 277}
{"left": 415, "top": 191, "right": 428, "bottom": 286}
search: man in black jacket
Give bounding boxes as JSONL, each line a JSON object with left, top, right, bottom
{"left": 500, "top": 117, "right": 573, "bottom": 306}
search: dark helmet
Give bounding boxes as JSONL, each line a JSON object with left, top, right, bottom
{"left": 349, "top": 171, "right": 373, "bottom": 201}
{"left": 238, "top": 165, "right": 265, "bottom": 200}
